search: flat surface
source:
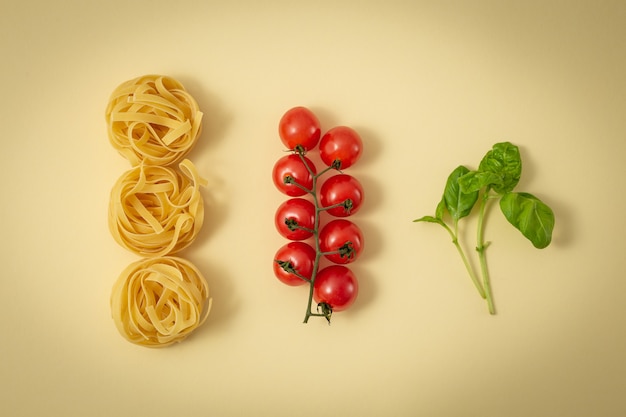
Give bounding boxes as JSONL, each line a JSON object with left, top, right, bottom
{"left": 2, "top": 1, "right": 625, "bottom": 416}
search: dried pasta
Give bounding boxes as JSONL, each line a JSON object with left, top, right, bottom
{"left": 105, "top": 74, "right": 203, "bottom": 166}
{"left": 111, "top": 256, "right": 212, "bottom": 347}
{"left": 109, "top": 159, "right": 207, "bottom": 257}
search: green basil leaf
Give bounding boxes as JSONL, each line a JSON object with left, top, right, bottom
{"left": 500, "top": 192, "right": 555, "bottom": 249}
{"left": 478, "top": 142, "right": 522, "bottom": 194}
{"left": 458, "top": 170, "right": 503, "bottom": 194}
{"left": 443, "top": 166, "right": 479, "bottom": 220}
{"left": 435, "top": 198, "right": 446, "bottom": 220}
{"left": 413, "top": 215, "right": 444, "bottom": 226}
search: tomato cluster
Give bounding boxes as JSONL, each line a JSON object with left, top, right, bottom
{"left": 272, "top": 106, "right": 365, "bottom": 323}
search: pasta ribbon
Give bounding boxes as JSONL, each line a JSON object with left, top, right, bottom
{"left": 111, "top": 256, "right": 212, "bottom": 347}
{"left": 105, "top": 75, "right": 203, "bottom": 166}
{"left": 109, "top": 159, "right": 207, "bottom": 257}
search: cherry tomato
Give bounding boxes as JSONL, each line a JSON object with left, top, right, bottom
{"left": 320, "top": 174, "right": 364, "bottom": 217}
{"left": 319, "top": 219, "right": 364, "bottom": 264}
{"left": 275, "top": 198, "right": 316, "bottom": 241}
{"left": 319, "top": 126, "right": 363, "bottom": 169}
{"left": 278, "top": 107, "right": 321, "bottom": 151}
{"left": 313, "top": 265, "right": 358, "bottom": 312}
{"left": 272, "top": 154, "right": 317, "bottom": 196}
{"left": 273, "top": 242, "right": 316, "bottom": 286}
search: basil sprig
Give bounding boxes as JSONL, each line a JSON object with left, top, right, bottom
{"left": 414, "top": 142, "right": 555, "bottom": 314}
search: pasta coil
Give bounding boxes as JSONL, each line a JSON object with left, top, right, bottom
{"left": 111, "top": 256, "right": 212, "bottom": 347}
{"left": 109, "top": 159, "right": 206, "bottom": 257}
{"left": 105, "top": 74, "right": 203, "bottom": 166}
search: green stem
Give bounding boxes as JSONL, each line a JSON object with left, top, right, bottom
{"left": 319, "top": 199, "right": 353, "bottom": 214}
{"left": 476, "top": 192, "right": 496, "bottom": 314}
{"left": 441, "top": 221, "right": 485, "bottom": 299}
{"left": 297, "top": 148, "right": 323, "bottom": 323}
{"left": 284, "top": 175, "right": 312, "bottom": 194}
{"left": 302, "top": 188, "right": 321, "bottom": 323}
{"left": 316, "top": 164, "right": 338, "bottom": 178}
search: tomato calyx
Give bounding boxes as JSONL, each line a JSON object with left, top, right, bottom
{"left": 284, "top": 218, "right": 314, "bottom": 234}
{"left": 293, "top": 144, "right": 306, "bottom": 155}
{"left": 321, "top": 241, "right": 356, "bottom": 260}
{"left": 339, "top": 242, "right": 356, "bottom": 259}
{"left": 316, "top": 302, "right": 333, "bottom": 324}
{"left": 274, "top": 259, "right": 311, "bottom": 283}
{"left": 343, "top": 199, "right": 354, "bottom": 213}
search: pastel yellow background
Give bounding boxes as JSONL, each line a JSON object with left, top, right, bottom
{"left": 1, "top": 1, "right": 625, "bottom": 416}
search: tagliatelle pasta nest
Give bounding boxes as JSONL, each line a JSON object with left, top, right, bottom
{"left": 109, "top": 159, "right": 206, "bottom": 257}
{"left": 105, "top": 74, "right": 203, "bottom": 166}
{"left": 111, "top": 256, "right": 212, "bottom": 347}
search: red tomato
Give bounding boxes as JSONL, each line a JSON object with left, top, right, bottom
{"left": 319, "top": 219, "right": 364, "bottom": 264}
{"left": 319, "top": 126, "right": 363, "bottom": 169}
{"left": 272, "top": 154, "right": 317, "bottom": 196}
{"left": 273, "top": 242, "right": 316, "bottom": 286}
{"left": 275, "top": 198, "right": 316, "bottom": 241}
{"left": 278, "top": 107, "right": 321, "bottom": 151}
{"left": 320, "top": 174, "right": 364, "bottom": 217}
{"left": 313, "top": 265, "right": 358, "bottom": 312}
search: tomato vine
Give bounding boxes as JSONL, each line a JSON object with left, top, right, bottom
{"left": 272, "top": 107, "right": 364, "bottom": 323}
